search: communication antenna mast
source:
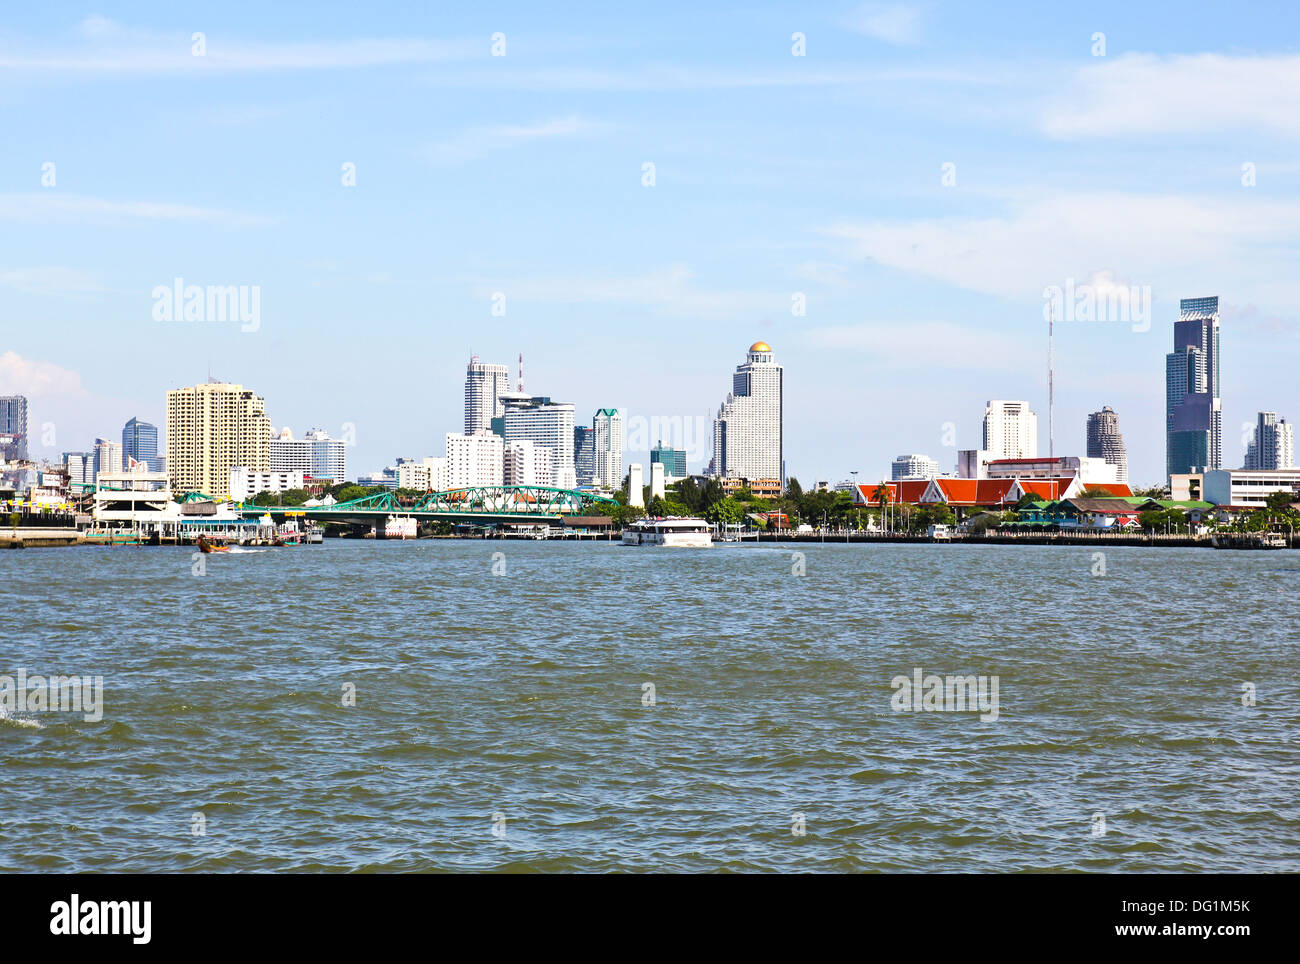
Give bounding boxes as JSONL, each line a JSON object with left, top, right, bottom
{"left": 518, "top": 353, "right": 524, "bottom": 393}
{"left": 1048, "top": 302, "right": 1055, "bottom": 462}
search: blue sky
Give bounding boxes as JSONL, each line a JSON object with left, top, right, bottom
{"left": 2, "top": 1, "right": 1298, "bottom": 486}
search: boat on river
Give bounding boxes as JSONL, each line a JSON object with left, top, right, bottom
{"left": 621, "top": 518, "right": 713, "bottom": 547}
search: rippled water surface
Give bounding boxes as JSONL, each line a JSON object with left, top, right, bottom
{"left": 2, "top": 540, "right": 1297, "bottom": 872}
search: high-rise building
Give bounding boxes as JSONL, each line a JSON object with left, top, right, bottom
{"left": 574, "top": 426, "right": 596, "bottom": 485}
{"left": 1245, "top": 412, "right": 1295, "bottom": 470}
{"left": 92, "top": 438, "right": 122, "bottom": 481}
{"left": 1166, "top": 296, "right": 1222, "bottom": 479}
{"left": 891, "top": 454, "right": 939, "bottom": 481}
{"left": 445, "top": 430, "right": 504, "bottom": 488}
{"left": 0, "top": 395, "right": 28, "bottom": 461}
{"left": 593, "top": 408, "right": 623, "bottom": 488}
{"left": 650, "top": 440, "right": 687, "bottom": 481}
{"left": 165, "top": 382, "right": 271, "bottom": 499}
{"left": 397, "top": 457, "right": 448, "bottom": 492}
{"left": 711, "top": 342, "right": 784, "bottom": 481}
{"left": 502, "top": 396, "right": 576, "bottom": 489}
{"left": 1086, "top": 406, "right": 1128, "bottom": 482}
{"left": 504, "top": 439, "right": 554, "bottom": 487}
{"left": 464, "top": 357, "right": 512, "bottom": 435}
{"left": 269, "top": 427, "right": 347, "bottom": 482}
{"left": 982, "top": 401, "right": 1038, "bottom": 460}
{"left": 121, "top": 417, "right": 161, "bottom": 471}
{"left": 63, "top": 451, "right": 93, "bottom": 489}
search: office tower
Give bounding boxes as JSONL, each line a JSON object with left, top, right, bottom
{"left": 1165, "top": 296, "right": 1222, "bottom": 479}
{"left": 165, "top": 381, "right": 271, "bottom": 499}
{"left": 504, "top": 439, "right": 554, "bottom": 487}
{"left": 711, "top": 342, "right": 784, "bottom": 481}
{"left": 502, "top": 396, "right": 576, "bottom": 489}
{"left": 0, "top": 395, "right": 29, "bottom": 460}
{"left": 574, "top": 426, "right": 596, "bottom": 485}
{"left": 464, "top": 356, "right": 512, "bottom": 435}
{"left": 306, "top": 428, "right": 347, "bottom": 482}
{"left": 1245, "top": 412, "right": 1295, "bottom": 470}
{"left": 121, "top": 417, "right": 161, "bottom": 471}
{"left": 650, "top": 440, "right": 687, "bottom": 481}
{"left": 593, "top": 408, "right": 623, "bottom": 488}
{"left": 445, "top": 430, "right": 504, "bottom": 488}
{"left": 92, "top": 438, "right": 122, "bottom": 481}
{"left": 63, "top": 451, "right": 93, "bottom": 489}
{"left": 891, "top": 454, "right": 940, "bottom": 481}
{"left": 982, "top": 401, "right": 1038, "bottom": 460}
{"left": 1086, "top": 406, "right": 1128, "bottom": 482}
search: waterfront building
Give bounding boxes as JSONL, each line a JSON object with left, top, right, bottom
{"left": 396, "top": 457, "right": 448, "bottom": 492}
{"left": 504, "top": 439, "right": 554, "bottom": 487}
{"left": 716, "top": 477, "right": 783, "bottom": 499}
{"left": 1203, "top": 468, "right": 1300, "bottom": 509}
{"left": 121, "top": 417, "right": 161, "bottom": 472}
{"left": 464, "top": 356, "right": 512, "bottom": 435}
{"left": 1086, "top": 406, "right": 1128, "bottom": 482}
{"left": 1244, "top": 412, "right": 1295, "bottom": 470}
{"left": 62, "top": 451, "right": 94, "bottom": 490}
{"left": 891, "top": 454, "right": 939, "bottom": 481}
{"left": 0, "top": 395, "right": 28, "bottom": 461}
{"left": 593, "top": 408, "right": 623, "bottom": 488}
{"left": 502, "top": 396, "right": 576, "bottom": 488}
{"left": 92, "top": 438, "right": 122, "bottom": 482}
{"left": 852, "top": 476, "right": 1132, "bottom": 513}
{"left": 712, "top": 342, "right": 784, "bottom": 483}
{"left": 982, "top": 401, "right": 1038, "bottom": 460}
{"left": 166, "top": 382, "right": 271, "bottom": 500}
{"left": 1165, "top": 296, "right": 1222, "bottom": 479}
{"left": 445, "top": 430, "right": 504, "bottom": 488}
{"left": 984, "top": 455, "right": 1120, "bottom": 486}
{"left": 574, "top": 427, "right": 596, "bottom": 485}
{"left": 650, "top": 440, "right": 687, "bottom": 481}
{"left": 228, "top": 468, "right": 306, "bottom": 503}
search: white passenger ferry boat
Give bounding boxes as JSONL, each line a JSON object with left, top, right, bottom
{"left": 621, "top": 517, "right": 713, "bottom": 547}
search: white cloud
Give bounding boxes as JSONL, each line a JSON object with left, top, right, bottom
{"left": 1043, "top": 53, "right": 1300, "bottom": 139}
{"left": 844, "top": 3, "right": 924, "bottom": 45}
{"left": 0, "top": 193, "right": 268, "bottom": 225}
{"left": 808, "top": 322, "right": 1021, "bottom": 370}
{"left": 425, "top": 115, "right": 602, "bottom": 164}
{"left": 0, "top": 351, "right": 89, "bottom": 397}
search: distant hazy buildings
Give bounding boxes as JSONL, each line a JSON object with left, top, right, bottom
{"left": 891, "top": 454, "right": 939, "bottom": 481}
{"left": 712, "top": 341, "right": 783, "bottom": 482}
{"left": 1166, "top": 296, "right": 1222, "bottom": 479}
{"left": 0, "top": 395, "right": 28, "bottom": 461}
{"left": 1086, "top": 406, "right": 1128, "bottom": 482}
{"left": 464, "top": 356, "right": 511, "bottom": 435}
{"left": 650, "top": 440, "right": 687, "bottom": 482}
{"left": 121, "top": 417, "right": 161, "bottom": 471}
{"left": 593, "top": 408, "right": 623, "bottom": 488}
{"left": 573, "top": 426, "right": 596, "bottom": 485}
{"left": 166, "top": 381, "right": 270, "bottom": 499}
{"left": 1244, "top": 412, "right": 1295, "bottom": 470}
{"left": 446, "top": 430, "right": 504, "bottom": 488}
{"left": 982, "top": 400, "right": 1038, "bottom": 460}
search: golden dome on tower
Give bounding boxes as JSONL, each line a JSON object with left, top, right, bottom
{"left": 749, "top": 341, "right": 772, "bottom": 352}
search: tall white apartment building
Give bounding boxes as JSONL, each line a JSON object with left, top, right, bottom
{"left": 166, "top": 382, "right": 271, "bottom": 499}
{"left": 502, "top": 397, "right": 576, "bottom": 489}
{"left": 504, "top": 439, "right": 554, "bottom": 487}
{"left": 445, "top": 430, "right": 504, "bottom": 488}
{"left": 592, "top": 408, "right": 623, "bottom": 488}
{"left": 92, "top": 438, "right": 122, "bottom": 482}
{"left": 711, "top": 341, "right": 784, "bottom": 482}
{"left": 270, "top": 427, "right": 348, "bottom": 483}
{"left": 464, "top": 356, "right": 512, "bottom": 435}
{"left": 1244, "top": 412, "right": 1296, "bottom": 470}
{"left": 269, "top": 428, "right": 311, "bottom": 475}
{"left": 891, "top": 454, "right": 939, "bottom": 480}
{"left": 982, "top": 400, "right": 1038, "bottom": 460}
{"left": 397, "top": 456, "right": 448, "bottom": 492}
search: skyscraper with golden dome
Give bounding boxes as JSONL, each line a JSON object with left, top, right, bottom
{"left": 711, "top": 341, "right": 784, "bottom": 483}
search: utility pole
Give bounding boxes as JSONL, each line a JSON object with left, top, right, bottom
{"left": 1048, "top": 301, "right": 1055, "bottom": 462}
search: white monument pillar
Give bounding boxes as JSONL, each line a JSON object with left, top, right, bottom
{"left": 650, "top": 462, "right": 666, "bottom": 500}
{"left": 628, "top": 463, "right": 644, "bottom": 507}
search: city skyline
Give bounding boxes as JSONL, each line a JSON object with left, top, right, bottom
{"left": 3, "top": 3, "right": 1299, "bottom": 485}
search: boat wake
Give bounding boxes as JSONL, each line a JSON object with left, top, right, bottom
{"left": 224, "top": 547, "right": 267, "bottom": 554}
{"left": 0, "top": 706, "right": 42, "bottom": 729}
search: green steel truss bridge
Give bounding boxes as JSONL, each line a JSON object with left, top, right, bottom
{"left": 238, "top": 485, "right": 617, "bottom": 526}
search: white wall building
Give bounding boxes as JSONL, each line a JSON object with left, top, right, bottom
{"left": 984, "top": 456, "right": 1120, "bottom": 486}
{"left": 464, "top": 357, "right": 512, "bottom": 435}
{"left": 1204, "top": 468, "right": 1300, "bottom": 508}
{"left": 397, "top": 457, "right": 448, "bottom": 492}
{"left": 891, "top": 454, "right": 939, "bottom": 480}
{"left": 93, "top": 438, "right": 122, "bottom": 482}
{"left": 712, "top": 341, "right": 783, "bottom": 481}
{"left": 271, "top": 427, "right": 347, "bottom": 483}
{"left": 592, "top": 408, "right": 624, "bottom": 488}
{"left": 982, "top": 400, "right": 1038, "bottom": 460}
{"left": 229, "top": 468, "right": 306, "bottom": 503}
{"left": 502, "top": 397, "right": 576, "bottom": 489}
{"left": 957, "top": 449, "right": 991, "bottom": 479}
{"left": 445, "top": 430, "right": 504, "bottom": 488}
{"left": 504, "top": 439, "right": 554, "bottom": 487}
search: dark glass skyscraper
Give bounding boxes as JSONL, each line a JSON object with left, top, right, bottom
{"left": 121, "top": 417, "right": 161, "bottom": 471}
{"left": 1086, "top": 406, "right": 1127, "bottom": 482}
{"left": 573, "top": 426, "right": 596, "bottom": 485}
{"left": 1165, "top": 296, "right": 1221, "bottom": 480}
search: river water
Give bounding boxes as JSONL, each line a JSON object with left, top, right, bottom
{"left": 2, "top": 540, "right": 1296, "bottom": 872}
